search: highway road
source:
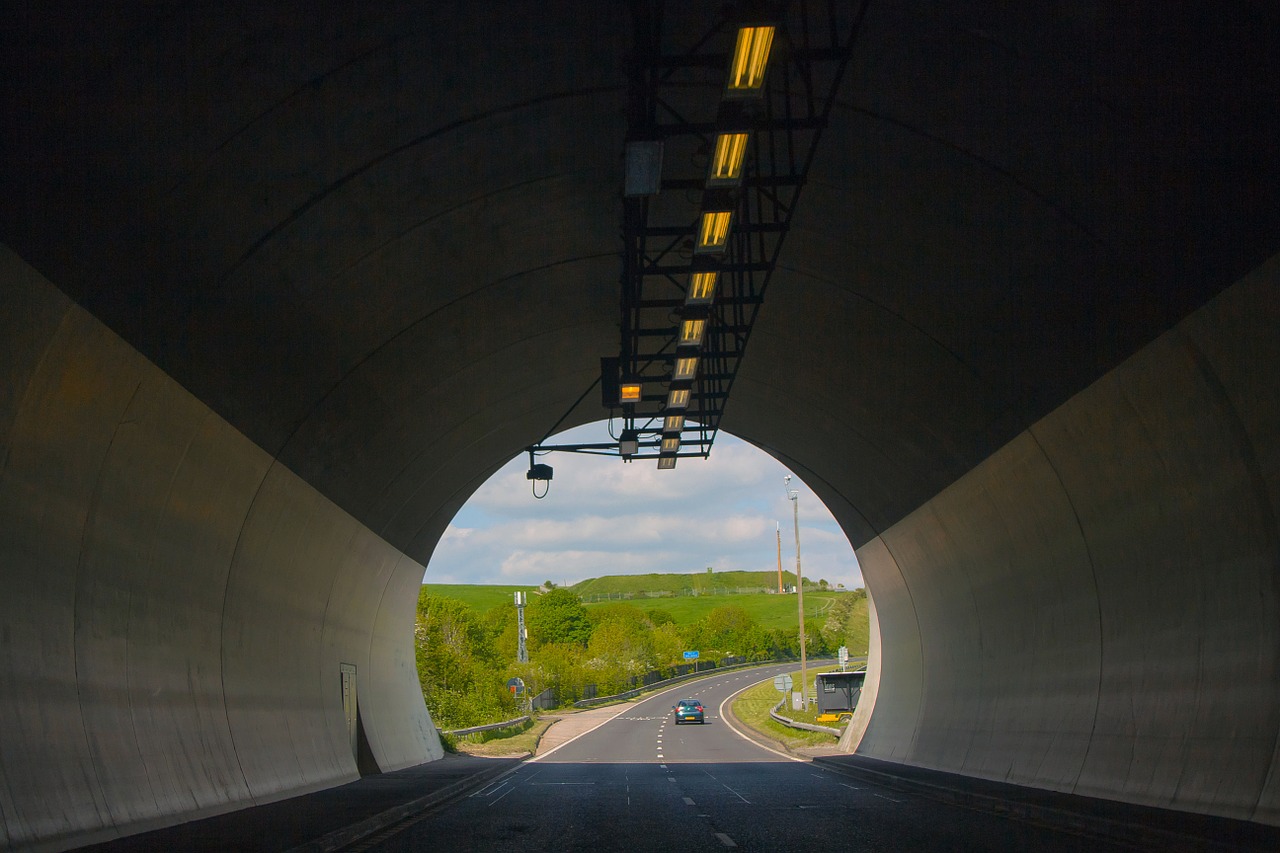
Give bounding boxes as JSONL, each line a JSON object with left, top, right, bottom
{"left": 360, "top": 664, "right": 1134, "bottom": 852}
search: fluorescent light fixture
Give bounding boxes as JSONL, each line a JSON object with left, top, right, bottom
{"left": 624, "top": 140, "right": 664, "bottom": 196}
{"left": 620, "top": 382, "right": 642, "bottom": 404}
{"left": 687, "top": 271, "right": 718, "bottom": 304}
{"left": 727, "top": 26, "right": 775, "bottom": 94}
{"left": 708, "top": 132, "right": 749, "bottom": 185}
{"left": 696, "top": 210, "right": 733, "bottom": 253}
{"left": 667, "top": 388, "right": 690, "bottom": 409}
{"left": 657, "top": 455, "right": 677, "bottom": 470}
{"left": 679, "top": 319, "right": 706, "bottom": 346}
{"left": 674, "top": 356, "right": 698, "bottom": 381}
{"left": 661, "top": 436, "right": 680, "bottom": 453}
{"left": 664, "top": 414, "right": 685, "bottom": 433}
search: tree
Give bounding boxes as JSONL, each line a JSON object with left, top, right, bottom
{"left": 415, "top": 591, "right": 516, "bottom": 728}
{"left": 688, "top": 605, "right": 771, "bottom": 660}
{"left": 586, "top": 617, "right": 654, "bottom": 693}
{"left": 817, "top": 590, "right": 870, "bottom": 655}
{"left": 650, "top": 622, "right": 688, "bottom": 669}
{"left": 526, "top": 588, "right": 592, "bottom": 648}
{"left": 646, "top": 608, "right": 676, "bottom": 627}
{"left": 587, "top": 602, "right": 647, "bottom": 628}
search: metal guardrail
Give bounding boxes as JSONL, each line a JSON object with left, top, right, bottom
{"left": 440, "top": 715, "right": 531, "bottom": 737}
{"left": 769, "top": 699, "right": 843, "bottom": 735}
{"left": 572, "top": 657, "right": 836, "bottom": 708}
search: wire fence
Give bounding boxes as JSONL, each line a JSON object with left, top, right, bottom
{"left": 578, "top": 585, "right": 828, "bottom": 602}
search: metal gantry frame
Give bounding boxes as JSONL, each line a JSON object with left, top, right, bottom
{"left": 529, "top": 0, "right": 865, "bottom": 471}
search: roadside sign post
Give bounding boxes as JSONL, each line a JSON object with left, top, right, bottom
{"left": 773, "top": 674, "right": 793, "bottom": 694}
{"left": 683, "top": 649, "right": 700, "bottom": 673}
{"left": 838, "top": 645, "right": 849, "bottom": 672}
{"left": 508, "top": 676, "right": 528, "bottom": 713}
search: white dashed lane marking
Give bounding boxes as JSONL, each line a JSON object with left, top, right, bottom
{"left": 716, "top": 832, "right": 737, "bottom": 847}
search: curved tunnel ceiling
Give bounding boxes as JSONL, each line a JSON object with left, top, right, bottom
{"left": 4, "top": 1, "right": 1279, "bottom": 563}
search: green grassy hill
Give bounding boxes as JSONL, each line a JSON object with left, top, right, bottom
{"left": 570, "top": 570, "right": 797, "bottom": 597}
{"left": 598, "top": 588, "right": 836, "bottom": 628}
{"left": 421, "top": 583, "right": 537, "bottom": 612}
{"left": 422, "top": 572, "right": 870, "bottom": 655}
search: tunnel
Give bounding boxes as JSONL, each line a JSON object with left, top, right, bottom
{"left": 2, "top": 1, "right": 1279, "bottom": 849}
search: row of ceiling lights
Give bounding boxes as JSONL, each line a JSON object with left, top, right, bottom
{"left": 624, "top": 23, "right": 775, "bottom": 469}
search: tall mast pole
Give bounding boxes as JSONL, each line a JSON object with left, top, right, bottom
{"left": 515, "top": 591, "right": 528, "bottom": 664}
{"left": 776, "top": 522, "right": 783, "bottom": 593}
{"left": 786, "top": 476, "right": 808, "bottom": 711}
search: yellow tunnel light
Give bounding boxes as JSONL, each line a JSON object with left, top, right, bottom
{"left": 667, "top": 388, "right": 690, "bottom": 409}
{"left": 657, "top": 455, "right": 677, "bottom": 470}
{"left": 674, "top": 356, "right": 699, "bottom": 381}
{"left": 688, "top": 270, "right": 718, "bottom": 304}
{"left": 708, "top": 132, "right": 749, "bottom": 184}
{"left": 727, "top": 26, "right": 775, "bottom": 94}
{"left": 664, "top": 414, "right": 685, "bottom": 433}
{"left": 661, "top": 435, "right": 680, "bottom": 454}
{"left": 679, "top": 319, "right": 706, "bottom": 346}
{"left": 696, "top": 210, "right": 733, "bottom": 253}
{"left": 620, "top": 382, "right": 642, "bottom": 404}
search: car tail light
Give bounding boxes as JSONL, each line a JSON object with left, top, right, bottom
{"left": 696, "top": 705, "right": 703, "bottom": 712}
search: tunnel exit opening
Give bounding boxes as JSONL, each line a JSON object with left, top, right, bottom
{"left": 417, "top": 419, "right": 875, "bottom": 744}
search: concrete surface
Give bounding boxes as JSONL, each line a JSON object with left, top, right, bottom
{"left": 72, "top": 753, "right": 519, "bottom": 853}
{"left": 851, "top": 255, "right": 1280, "bottom": 823}
{"left": 0, "top": 250, "right": 441, "bottom": 851}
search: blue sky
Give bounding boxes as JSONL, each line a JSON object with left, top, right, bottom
{"left": 424, "top": 421, "right": 863, "bottom": 590}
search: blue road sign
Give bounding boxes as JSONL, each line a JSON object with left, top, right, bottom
{"left": 683, "top": 650, "right": 699, "bottom": 660}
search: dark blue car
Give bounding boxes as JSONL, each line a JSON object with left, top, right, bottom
{"left": 673, "top": 699, "right": 704, "bottom": 724}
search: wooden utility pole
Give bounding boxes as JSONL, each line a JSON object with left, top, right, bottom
{"left": 786, "top": 476, "right": 809, "bottom": 711}
{"left": 776, "top": 523, "right": 783, "bottom": 593}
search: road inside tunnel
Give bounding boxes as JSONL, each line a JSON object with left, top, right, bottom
{"left": 354, "top": 667, "right": 1131, "bottom": 853}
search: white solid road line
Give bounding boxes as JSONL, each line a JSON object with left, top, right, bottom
{"left": 526, "top": 702, "right": 635, "bottom": 763}
{"left": 717, "top": 680, "right": 806, "bottom": 763}
{"left": 533, "top": 665, "right": 802, "bottom": 766}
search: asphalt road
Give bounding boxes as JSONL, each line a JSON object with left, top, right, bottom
{"left": 361, "top": 665, "right": 1136, "bottom": 852}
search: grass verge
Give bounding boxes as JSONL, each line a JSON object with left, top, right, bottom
{"left": 730, "top": 668, "right": 842, "bottom": 751}
{"left": 442, "top": 717, "right": 556, "bottom": 758}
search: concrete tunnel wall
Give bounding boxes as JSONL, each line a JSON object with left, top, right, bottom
{"left": 0, "top": 247, "right": 442, "bottom": 852}
{"left": 2, "top": 3, "right": 1280, "bottom": 849}
{"left": 843, "top": 256, "right": 1280, "bottom": 823}
{"left": 3, "top": 232, "right": 1279, "bottom": 850}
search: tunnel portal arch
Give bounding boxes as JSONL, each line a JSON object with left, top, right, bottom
{"left": 3, "top": 2, "right": 1280, "bottom": 849}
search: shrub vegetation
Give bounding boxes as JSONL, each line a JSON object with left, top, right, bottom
{"left": 415, "top": 573, "right": 869, "bottom": 729}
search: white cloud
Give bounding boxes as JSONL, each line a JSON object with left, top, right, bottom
{"left": 425, "top": 422, "right": 864, "bottom": 590}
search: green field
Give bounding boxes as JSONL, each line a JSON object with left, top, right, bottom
{"left": 422, "top": 583, "right": 538, "bottom": 612}
{"left": 587, "top": 589, "right": 848, "bottom": 630}
{"left": 422, "top": 574, "right": 868, "bottom": 653}
{"left": 571, "top": 570, "right": 805, "bottom": 597}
